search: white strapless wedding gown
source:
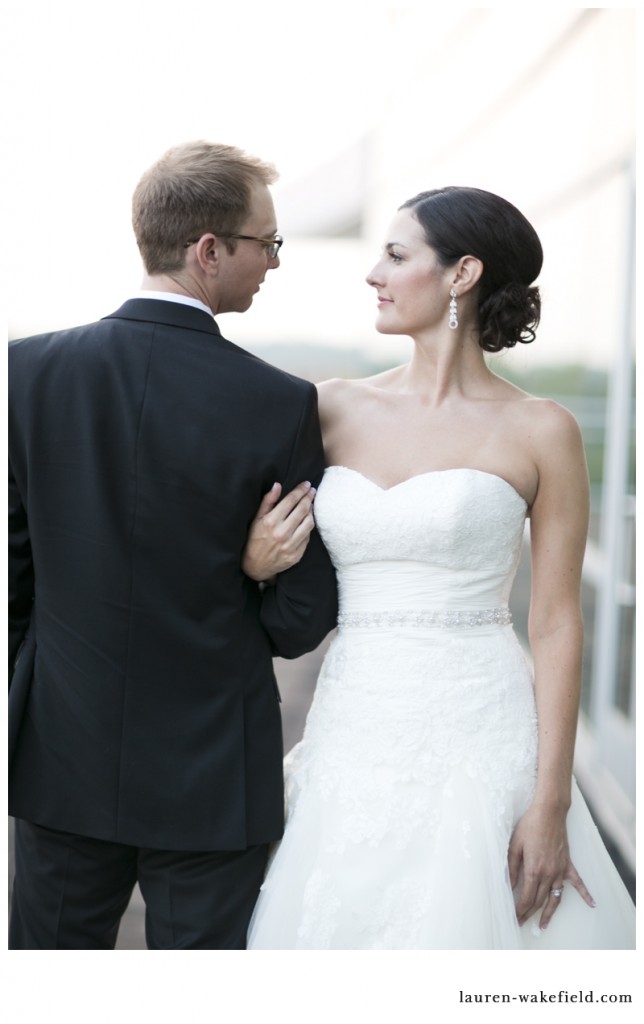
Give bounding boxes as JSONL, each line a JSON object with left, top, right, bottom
{"left": 248, "top": 467, "right": 635, "bottom": 949}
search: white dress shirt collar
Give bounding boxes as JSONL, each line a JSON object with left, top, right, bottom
{"left": 133, "top": 291, "right": 214, "bottom": 318}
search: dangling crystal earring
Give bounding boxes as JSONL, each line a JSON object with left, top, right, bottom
{"left": 448, "top": 289, "right": 458, "bottom": 330}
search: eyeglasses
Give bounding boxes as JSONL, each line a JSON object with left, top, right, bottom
{"left": 184, "top": 233, "right": 283, "bottom": 259}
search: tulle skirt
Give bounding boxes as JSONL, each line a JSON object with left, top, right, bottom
{"left": 248, "top": 625, "right": 635, "bottom": 949}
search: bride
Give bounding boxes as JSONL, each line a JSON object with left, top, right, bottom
{"left": 242, "top": 186, "right": 635, "bottom": 949}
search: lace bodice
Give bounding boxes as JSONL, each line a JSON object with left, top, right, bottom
{"left": 314, "top": 466, "right": 527, "bottom": 616}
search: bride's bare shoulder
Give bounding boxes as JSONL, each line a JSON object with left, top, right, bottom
{"left": 317, "top": 367, "right": 401, "bottom": 415}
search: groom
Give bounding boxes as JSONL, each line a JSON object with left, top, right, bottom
{"left": 8, "top": 141, "right": 337, "bottom": 948}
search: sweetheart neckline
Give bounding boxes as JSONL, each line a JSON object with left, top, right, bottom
{"left": 324, "top": 465, "right": 529, "bottom": 507}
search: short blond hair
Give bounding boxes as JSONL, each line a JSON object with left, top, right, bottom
{"left": 132, "top": 141, "right": 278, "bottom": 274}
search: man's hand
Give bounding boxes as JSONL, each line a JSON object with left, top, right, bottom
{"left": 242, "top": 481, "right": 317, "bottom": 582}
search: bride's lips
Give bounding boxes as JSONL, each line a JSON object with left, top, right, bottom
{"left": 377, "top": 296, "right": 393, "bottom": 305}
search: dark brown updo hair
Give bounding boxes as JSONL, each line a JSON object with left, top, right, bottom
{"left": 400, "top": 187, "right": 543, "bottom": 352}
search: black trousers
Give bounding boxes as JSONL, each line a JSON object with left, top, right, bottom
{"left": 9, "top": 818, "right": 269, "bottom": 949}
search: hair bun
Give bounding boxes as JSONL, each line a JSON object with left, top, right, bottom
{"left": 478, "top": 282, "right": 541, "bottom": 352}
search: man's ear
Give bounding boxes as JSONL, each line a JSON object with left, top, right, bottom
{"left": 189, "top": 234, "right": 221, "bottom": 274}
{"left": 451, "top": 255, "right": 483, "bottom": 295}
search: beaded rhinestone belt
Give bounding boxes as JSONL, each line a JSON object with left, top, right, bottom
{"left": 337, "top": 607, "right": 513, "bottom": 629}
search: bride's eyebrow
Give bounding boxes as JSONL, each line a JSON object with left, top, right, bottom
{"left": 385, "top": 241, "right": 409, "bottom": 251}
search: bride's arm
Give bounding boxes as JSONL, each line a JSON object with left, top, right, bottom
{"left": 241, "top": 379, "right": 342, "bottom": 581}
{"left": 508, "top": 400, "right": 595, "bottom": 930}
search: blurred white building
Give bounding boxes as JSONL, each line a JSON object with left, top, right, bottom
{"left": 237, "top": 9, "right": 635, "bottom": 370}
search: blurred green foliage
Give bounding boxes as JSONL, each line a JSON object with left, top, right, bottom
{"left": 490, "top": 359, "right": 635, "bottom": 489}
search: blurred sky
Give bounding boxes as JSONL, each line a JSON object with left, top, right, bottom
{"left": 3, "top": 3, "right": 636, "bottom": 365}
{"left": 4, "top": 0, "right": 398, "bottom": 336}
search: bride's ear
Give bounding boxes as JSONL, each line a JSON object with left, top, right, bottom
{"left": 451, "top": 255, "right": 483, "bottom": 295}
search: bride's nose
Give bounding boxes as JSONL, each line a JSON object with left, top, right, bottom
{"left": 366, "top": 263, "right": 382, "bottom": 288}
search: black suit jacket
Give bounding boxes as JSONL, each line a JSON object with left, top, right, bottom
{"left": 8, "top": 299, "right": 337, "bottom": 851}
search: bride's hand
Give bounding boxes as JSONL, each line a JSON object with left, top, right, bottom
{"left": 242, "top": 481, "right": 316, "bottom": 581}
{"left": 508, "top": 804, "right": 595, "bottom": 930}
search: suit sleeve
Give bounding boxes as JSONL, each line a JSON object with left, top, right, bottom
{"left": 259, "top": 385, "right": 338, "bottom": 658}
{"left": 9, "top": 457, "right": 34, "bottom": 681}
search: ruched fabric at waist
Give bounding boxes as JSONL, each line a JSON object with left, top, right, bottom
{"left": 337, "top": 560, "right": 513, "bottom": 618}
